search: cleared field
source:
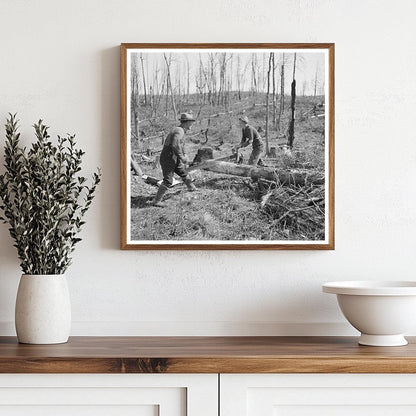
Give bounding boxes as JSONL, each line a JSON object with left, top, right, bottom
{"left": 130, "top": 93, "right": 326, "bottom": 242}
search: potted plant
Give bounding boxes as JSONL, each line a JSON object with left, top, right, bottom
{"left": 0, "top": 114, "right": 101, "bottom": 344}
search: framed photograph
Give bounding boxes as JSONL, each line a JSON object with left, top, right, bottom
{"left": 121, "top": 43, "right": 334, "bottom": 250}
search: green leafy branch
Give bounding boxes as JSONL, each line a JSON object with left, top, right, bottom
{"left": 0, "top": 113, "right": 101, "bottom": 274}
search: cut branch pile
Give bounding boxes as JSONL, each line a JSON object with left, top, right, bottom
{"left": 258, "top": 182, "right": 325, "bottom": 240}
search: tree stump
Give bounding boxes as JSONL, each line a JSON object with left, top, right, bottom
{"left": 192, "top": 147, "right": 214, "bottom": 164}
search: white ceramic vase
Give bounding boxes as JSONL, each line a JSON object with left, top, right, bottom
{"left": 15, "top": 274, "right": 71, "bottom": 344}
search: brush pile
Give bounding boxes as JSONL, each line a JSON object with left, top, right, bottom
{"left": 256, "top": 179, "right": 326, "bottom": 240}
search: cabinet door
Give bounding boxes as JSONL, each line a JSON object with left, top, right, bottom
{"left": 221, "top": 374, "right": 416, "bottom": 416}
{"left": 0, "top": 374, "right": 217, "bottom": 416}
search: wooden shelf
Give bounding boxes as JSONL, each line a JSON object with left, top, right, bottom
{"left": 0, "top": 336, "right": 416, "bottom": 373}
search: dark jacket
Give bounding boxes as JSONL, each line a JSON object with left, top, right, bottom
{"left": 160, "top": 126, "right": 186, "bottom": 165}
{"left": 241, "top": 125, "right": 264, "bottom": 150}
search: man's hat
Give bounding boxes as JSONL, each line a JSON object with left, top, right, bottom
{"left": 179, "top": 113, "right": 196, "bottom": 122}
{"left": 239, "top": 116, "right": 249, "bottom": 124}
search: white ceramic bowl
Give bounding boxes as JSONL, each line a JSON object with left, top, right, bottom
{"left": 323, "top": 281, "right": 416, "bottom": 346}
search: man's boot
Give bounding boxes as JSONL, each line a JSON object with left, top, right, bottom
{"left": 183, "top": 176, "right": 197, "bottom": 191}
{"left": 153, "top": 184, "right": 169, "bottom": 207}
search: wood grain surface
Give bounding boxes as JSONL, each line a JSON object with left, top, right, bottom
{"left": 0, "top": 336, "right": 415, "bottom": 374}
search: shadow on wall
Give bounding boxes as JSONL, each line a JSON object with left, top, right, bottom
{"left": 100, "top": 46, "right": 121, "bottom": 250}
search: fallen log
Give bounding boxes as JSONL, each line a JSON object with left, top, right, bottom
{"left": 194, "top": 160, "right": 324, "bottom": 187}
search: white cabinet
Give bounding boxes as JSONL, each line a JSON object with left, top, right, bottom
{"left": 221, "top": 374, "right": 416, "bottom": 416}
{"left": 4, "top": 373, "right": 416, "bottom": 415}
{"left": 0, "top": 374, "right": 218, "bottom": 416}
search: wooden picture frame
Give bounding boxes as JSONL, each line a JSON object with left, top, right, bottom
{"left": 121, "top": 43, "right": 334, "bottom": 250}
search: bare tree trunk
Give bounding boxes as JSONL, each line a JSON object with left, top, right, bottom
{"left": 146, "top": 57, "right": 149, "bottom": 102}
{"left": 195, "top": 63, "right": 205, "bottom": 106}
{"left": 197, "top": 55, "right": 206, "bottom": 104}
{"left": 131, "top": 54, "right": 140, "bottom": 139}
{"left": 314, "top": 64, "right": 318, "bottom": 97}
{"left": 237, "top": 55, "right": 241, "bottom": 100}
{"left": 149, "top": 86, "right": 154, "bottom": 114}
{"left": 280, "top": 54, "right": 285, "bottom": 113}
{"left": 200, "top": 54, "right": 213, "bottom": 106}
{"left": 163, "top": 67, "right": 169, "bottom": 117}
{"left": 207, "top": 53, "right": 217, "bottom": 106}
{"left": 218, "top": 55, "right": 222, "bottom": 106}
{"left": 151, "top": 67, "right": 156, "bottom": 117}
{"left": 152, "top": 64, "right": 161, "bottom": 117}
{"left": 272, "top": 53, "right": 276, "bottom": 126}
{"left": 265, "top": 52, "right": 272, "bottom": 155}
{"left": 277, "top": 56, "right": 285, "bottom": 133}
{"left": 163, "top": 53, "right": 177, "bottom": 118}
{"left": 217, "top": 53, "right": 224, "bottom": 106}
{"left": 218, "top": 53, "right": 229, "bottom": 108}
{"left": 227, "top": 54, "right": 233, "bottom": 108}
{"left": 302, "top": 81, "right": 307, "bottom": 97}
{"left": 140, "top": 54, "right": 147, "bottom": 106}
{"left": 177, "top": 66, "right": 182, "bottom": 111}
{"left": 186, "top": 56, "right": 190, "bottom": 102}
{"left": 227, "top": 77, "right": 232, "bottom": 109}
{"left": 251, "top": 53, "right": 257, "bottom": 96}
{"left": 287, "top": 53, "right": 297, "bottom": 148}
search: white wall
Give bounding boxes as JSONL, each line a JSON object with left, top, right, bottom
{"left": 0, "top": 0, "right": 415, "bottom": 336}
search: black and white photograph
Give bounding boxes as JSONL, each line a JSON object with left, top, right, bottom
{"left": 121, "top": 44, "right": 334, "bottom": 249}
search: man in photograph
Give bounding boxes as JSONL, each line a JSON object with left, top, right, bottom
{"left": 237, "top": 116, "right": 265, "bottom": 166}
{"left": 153, "top": 113, "right": 197, "bottom": 207}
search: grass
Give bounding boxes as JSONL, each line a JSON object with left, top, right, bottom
{"left": 131, "top": 176, "right": 288, "bottom": 241}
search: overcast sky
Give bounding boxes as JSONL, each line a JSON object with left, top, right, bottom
{"left": 130, "top": 49, "right": 326, "bottom": 96}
